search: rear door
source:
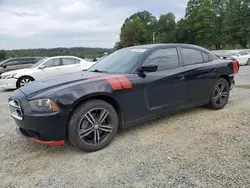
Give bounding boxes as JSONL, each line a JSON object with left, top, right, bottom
{"left": 61, "top": 57, "right": 82, "bottom": 74}
{"left": 180, "top": 47, "right": 217, "bottom": 105}
{"left": 19, "top": 58, "right": 35, "bottom": 69}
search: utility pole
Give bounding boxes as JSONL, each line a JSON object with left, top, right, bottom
{"left": 153, "top": 32, "right": 156, "bottom": 44}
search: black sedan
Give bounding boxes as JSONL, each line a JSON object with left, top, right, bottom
{"left": 9, "top": 44, "right": 239, "bottom": 152}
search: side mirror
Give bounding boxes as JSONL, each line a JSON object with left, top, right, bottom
{"left": 2, "top": 65, "right": 6, "bottom": 68}
{"left": 39, "top": 65, "right": 45, "bottom": 69}
{"left": 139, "top": 64, "right": 158, "bottom": 73}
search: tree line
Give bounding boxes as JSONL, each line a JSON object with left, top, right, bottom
{"left": 115, "top": 0, "right": 250, "bottom": 50}
{"left": 0, "top": 47, "right": 113, "bottom": 61}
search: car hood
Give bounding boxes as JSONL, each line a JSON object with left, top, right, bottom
{"left": 1, "top": 68, "right": 32, "bottom": 76}
{"left": 19, "top": 71, "right": 108, "bottom": 99}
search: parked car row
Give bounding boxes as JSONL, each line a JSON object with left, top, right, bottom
{"left": 0, "top": 57, "right": 44, "bottom": 75}
{"left": 0, "top": 56, "right": 96, "bottom": 89}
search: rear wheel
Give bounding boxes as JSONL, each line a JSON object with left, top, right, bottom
{"left": 16, "top": 76, "right": 34, "bottom": 88}
{"left": 68, "top": 100, "right": 119, "bottom": 152}
{"left": 247, "top": 59, "right": 250, "bottom": 65}
{"left": 208, "top": 78, "right": 230, "bottom": 110}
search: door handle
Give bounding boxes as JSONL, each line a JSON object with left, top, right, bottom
{"left": 177, "top": 75, "right": 185, "bottom": 80}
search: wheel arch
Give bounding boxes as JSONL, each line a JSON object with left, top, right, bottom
{"left": 218, "top": 74, "right": 231, "bottom": 87}
{"left": 16, "top": 75, "right": 35, "bottom": 88}
{"left": 67, "top": 93, "right": 123, "bottom": 133}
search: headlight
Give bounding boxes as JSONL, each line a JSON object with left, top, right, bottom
{"left": 28, "top": 99, "right": 59, "bottom": 112}
{"left": 1, "top": 73, "right": 17, "bottom": 79}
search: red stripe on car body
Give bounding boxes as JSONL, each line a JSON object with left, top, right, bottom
{"left": 115, "top": 75, "right": 133, "bottom": 89}
{"left": 31, "top": 138, "right": 65, "bottom": 146}
{"left": 103, "top": 76, "right": 123, "bottom": 90}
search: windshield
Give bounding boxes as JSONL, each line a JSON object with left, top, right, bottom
{"left": 30, "top": 57, "right": 48, "bottom": 68}
{"left": 88, "top": 48, "right": 147, "bottom": 73}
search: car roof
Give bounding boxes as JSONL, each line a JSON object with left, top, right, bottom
{"left": 124, "top": 43, "right": 211, "bottom": 53}
{"left": 48, "top": 56, "right": 81, "bottom": 59}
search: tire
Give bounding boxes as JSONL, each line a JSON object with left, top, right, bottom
{"left": 16, "top": 76, "right": 35, "bottom": 88}
{"left": 247, "top": 59, "right": 250, "bottom": 65}
{"left": 208, "top": 78, "right": 230, "bottom": 110}
{"left": 68, "top": 99, "right": 119, "bottom": 152}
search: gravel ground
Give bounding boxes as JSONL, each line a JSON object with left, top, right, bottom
{"left": 1, "top": 67, "right": 250, "bottom": 188}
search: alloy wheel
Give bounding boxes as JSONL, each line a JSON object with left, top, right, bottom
{"left": 78, "top": 108, "right": 113, "bottom": 146}
{"left": 20, "top": 78, "right": 32, "bottom": 87}
{"left": 213, "top": 82, "right": 229, "bottom": 105}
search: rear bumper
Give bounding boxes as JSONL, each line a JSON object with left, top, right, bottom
{"left": 230, "top": 79, "right": 235, "bottom": 90}
{"left": 0, "top": 78, "right": 17, "bottom": 89}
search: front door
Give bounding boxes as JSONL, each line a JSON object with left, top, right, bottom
{"left": 141, "top": 47, "right": 186, "bottom": 114}
{"left": 36, "top": 58, "right": 63, "bottom": 80}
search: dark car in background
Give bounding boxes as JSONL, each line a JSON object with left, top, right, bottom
{"left": 0, "top": 57, "right": 45, "bottom": 75}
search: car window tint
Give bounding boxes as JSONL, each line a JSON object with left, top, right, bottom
{"left": 4, "top": 60, "right": 19, "bottom": 66}
{"left": 202, "top": 52, "right": 210, "bottom": 62}
{"left": 239, "top": 51, "right": 248, "bottom": 55}
{"left": 181, "top": 48, "right": 204, "bottom": 65}
{"left": 19, "top": 59, "right": 34, "bottom": 64}
{"left": 61, "top": 58, "right": 76, "bottom": 65}
{"left": 75, "top": 59, "right": 81, "bottom": 64}
{"left": 144, "top": 48, "right": 179, "bottom": 71}
{"left": 44, "top": 58, "right": 61, "bottom": 68}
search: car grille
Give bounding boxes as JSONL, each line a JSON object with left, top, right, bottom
{"left": 8, "top": 98, "right": 23, "bottom": 120}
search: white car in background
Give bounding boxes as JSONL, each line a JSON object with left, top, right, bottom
{"left": 0, "top": 56, "right": 95, "bottom": 89}
{"left": 222, "top": 50, "right": 250, "bottom": 65}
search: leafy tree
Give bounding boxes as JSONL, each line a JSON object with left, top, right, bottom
{"left": 118, "top": 11, "right": 157, "bottom": 48}
{"left": 157, "top": 13, "right": 177, "bottom": 43}
{"left": 0, "top": 50, "right": 6, "bottom": 61}
{"left": 176, "top": 18, "right": 190, "bottom": 43}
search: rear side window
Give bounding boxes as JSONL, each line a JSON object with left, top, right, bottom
{"left": 202, "top": 52, "right": 210, "bottom": 62}
{"left": 181, "top": 48, "right": 204, "bottom": 66}
{"left": 144, "top": 48, "right": 179, "bottom": 71}
{"left": 239, "top": 51, "right": 248, "bottom": 56}
{"left": 61, "top": 58, "right": 76, "bottom": 65}
{"left": 19, "top": 59, "right": 34, "bottom": 65}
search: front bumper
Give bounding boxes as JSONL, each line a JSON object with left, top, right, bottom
{"left": 9, "top": 89, "right": 70, "bottom": 143}
{"left": 0, "top": 78, "right": 17, "bottom": 89}
{"left": 16, "top": 127, "right": 65, "bottom": 146}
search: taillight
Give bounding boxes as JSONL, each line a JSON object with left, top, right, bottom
{"left": 232, "top": 60, "right": 239, "bottom": 74}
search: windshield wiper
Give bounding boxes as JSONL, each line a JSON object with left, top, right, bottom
{"left": 90, "top": 69, "right": 108, "bottom": 73}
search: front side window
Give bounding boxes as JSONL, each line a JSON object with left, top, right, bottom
{"left": 44, "top": 58, "right": 61, "bottom": 68}
{"left": 3, "top": 60, "right": 19, "bottom": 67}
{"left": 61, "top": 58, "right": 76, "bottom": 65}
{"left": 88, "top": 48, "right": 147, "bottom": 73}
{"left": 144, "top": 48, "right": 180, "bottom": 71}
{"left": 181, "top": 48, "right": 204, "bottom": 66}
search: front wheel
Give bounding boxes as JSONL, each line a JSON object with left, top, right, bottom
{"left": 16, "top": 76, "right": 35, "bottom": 88}
{"left": 68, "top": 100, "right": 119, "bottom": 152}
{"left": 208, "top": 78, "right": 230, "bottom": 110}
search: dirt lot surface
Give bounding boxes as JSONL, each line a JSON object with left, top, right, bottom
{"left": 1, "top": 66, "right": 250, "bottom": 188}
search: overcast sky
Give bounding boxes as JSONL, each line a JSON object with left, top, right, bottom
{"left": 0, "top": 0, "right": 188, "bottom": 50}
